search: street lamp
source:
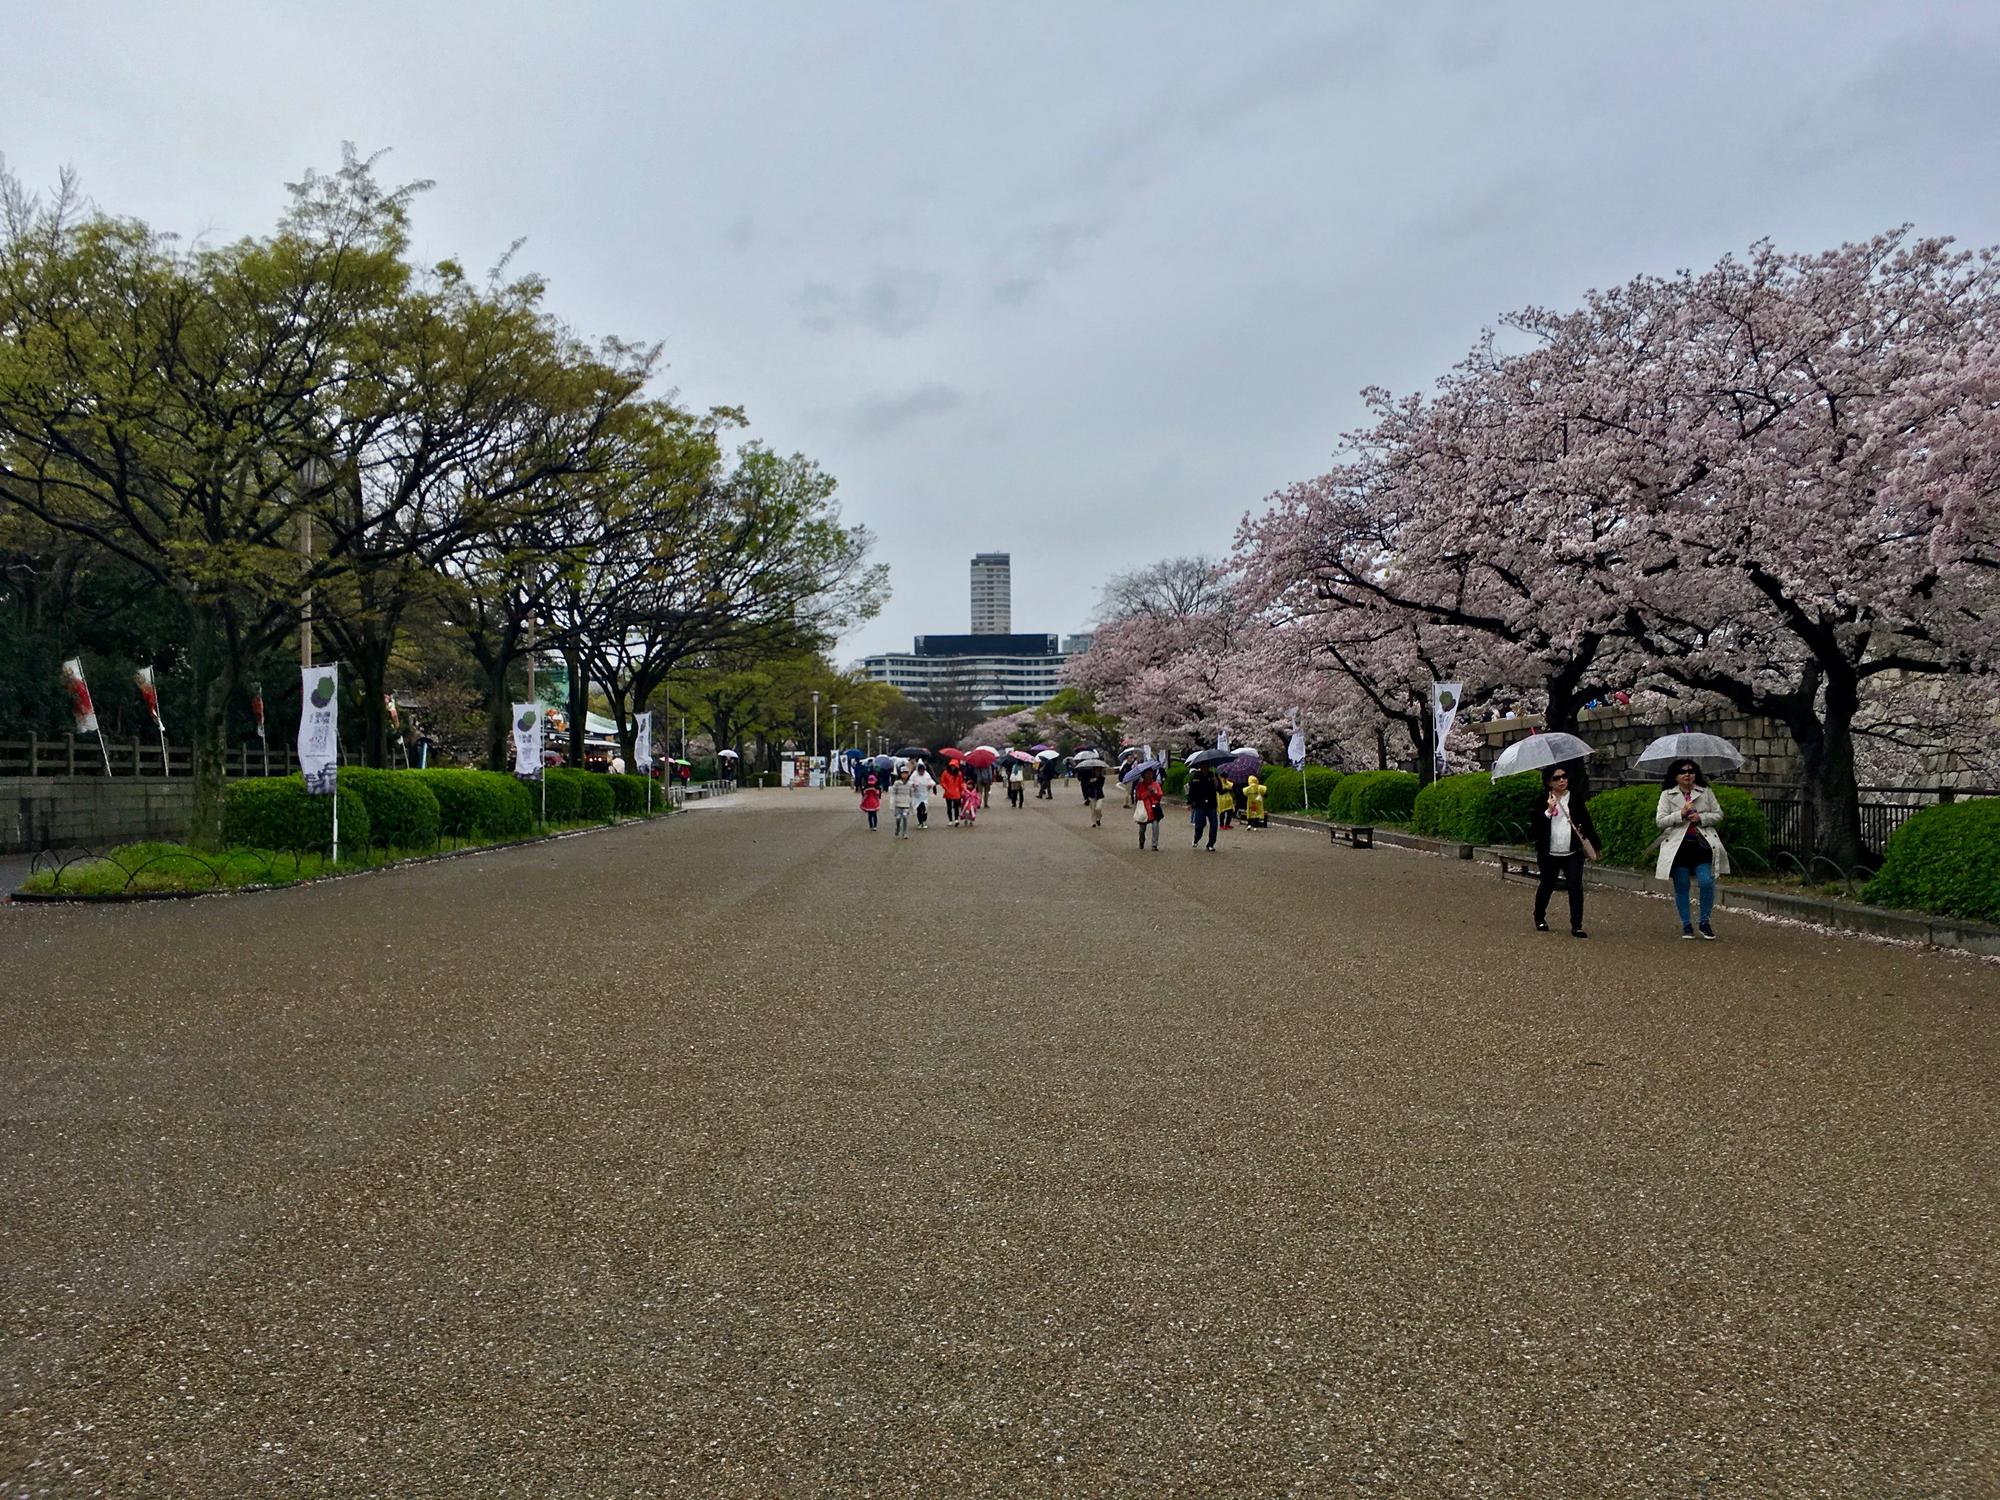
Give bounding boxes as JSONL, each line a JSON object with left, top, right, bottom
{"left": 810, "top": 690, "right": 820, "bottom": 773}
{"left": 830, "top": 703, "right": 840, "bottom": 781}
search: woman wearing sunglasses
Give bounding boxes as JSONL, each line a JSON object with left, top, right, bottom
{"left": 1531, "top": 764, "right": 1599, "bottom": 937}
{"left": 1654, "top": 759, "right": 1728, "bottom": 938}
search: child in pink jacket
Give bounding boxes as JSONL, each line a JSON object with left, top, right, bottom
{"left": 859, "top": 775, "right": 882, "bottom": 831}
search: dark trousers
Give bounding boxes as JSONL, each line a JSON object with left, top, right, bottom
{"left": 1535, "top": 850, "right": 1585, "bottom": 930}
{"left": 945, "top": 797, "right": 961, "bottom": 823}
{"left": 1191, "top": 808, "right": 1217, "bottom": 848}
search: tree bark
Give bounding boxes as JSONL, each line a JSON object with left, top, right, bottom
{"left": 185, "top": 601, "right": 238, "bottom": 851}
{"left": 1784, "top": 664, "right": 1868, "bottom": 871}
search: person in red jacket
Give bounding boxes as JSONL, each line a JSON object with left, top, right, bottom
{"left": 938, "top": 762, "right": 966, "bottom": 825}
{"left": 858, "top": 774, "right": 882, "bottom": 831}
{"left": 1132, "top": 768, "right": 1164, "bottom": 851}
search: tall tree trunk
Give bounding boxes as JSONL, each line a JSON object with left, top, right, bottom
{"left": 352, "top": 645, "right": 393, "bottom": 769}
{"left": 185, "top": 601, "right": 239, "bottom": 851}
{"left": 1541, "top": 635, "right": 1602, "bottom": 735}
{"left": 1784, "top": 664, "right": 1867, "bottom": 870}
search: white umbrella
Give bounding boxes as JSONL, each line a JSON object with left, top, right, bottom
{"left": 715, "top": 748, "right": 740, "bottom": 759}
{"left": 1035, "top": 749, "right": 1060, "bottom": 760}
{"left": 1490, "top": 732, "right": 1594, "bottom": 781}
{"left": 1633, "top": 732, "right": 1744, "bottom": 777}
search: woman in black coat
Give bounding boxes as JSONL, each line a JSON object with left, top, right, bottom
{"left": 1530, "top": 764, "right": 1600, "bottom": 937}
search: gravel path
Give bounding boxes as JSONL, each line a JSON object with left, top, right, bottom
{"left": 2, "top": 789, "right": 1994, "bottom": 1497}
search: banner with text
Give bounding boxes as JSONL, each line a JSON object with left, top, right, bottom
{"left": 1430, "top": 682, "right": 1463, "bottom": 777}
{"left": 635, "top": 711, "right": 653, "bottom": 770}
{"left": 299, "top": 664, "right": 340, "bottom": 795}
{"left": 512, "top": 702, "right": 543, "bottom": 777}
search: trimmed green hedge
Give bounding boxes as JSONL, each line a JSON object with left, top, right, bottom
{"left": 413, "top": 768, "right": 534, "bottom": 838}
{"left": 222, "top": 776, "right": 371, "bottom": 853}
{"left": 1327, "top": 770, "right": 1419, "bottom": 825}
{"left": 572, "top": 770, "right": 616, "bottom": 822}
{"left": 1252, "top": 766, "right": 1345, "bottom": 814}
{"left": 1585, "top": 784, "right": 1771, "bottom": 872}
{"left": 338, "top": 768, "right": 442, "bottom": 849}
{"left": 1863, "top": 799, "right": 2000, "bottom": 923}
{"left": 1164, "top": 762, "right": 1188, "bottom": 796}
{"left": 539, "top": 768, "right": 583, "bottom": 822}
{"left": 607, "top": 772, "right": 652, "bottom": 814}
{"left": 1412, "top": 771, "right": 1543, "bottom": 844}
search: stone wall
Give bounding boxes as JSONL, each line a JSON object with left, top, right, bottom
{"left": 1470, "top": 709, "right": 1802, "bottom": 786}
{"left": 1, "top": 777, "right": 195, "bottom": 854}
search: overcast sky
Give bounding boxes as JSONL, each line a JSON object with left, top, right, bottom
{"left": 9, "top": 2, "right": 2000, "bottom": 662}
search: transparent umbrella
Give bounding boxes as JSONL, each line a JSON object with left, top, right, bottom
{"left": 1633, "top": 732, "right": 1744, "bottom": 777}
{"left": 1490, "top": 732, "right": 1594, "bottom": 781}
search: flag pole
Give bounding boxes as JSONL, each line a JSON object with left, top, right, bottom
{"left": 96, "top": 727, "right": 113, "bottom": 778}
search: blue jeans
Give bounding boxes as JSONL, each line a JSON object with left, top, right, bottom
{"left": 1672, "top": 862, "right": 1715, "bottom": 926}
{"left": 1191, "top": 808, "right": 1217, "bottom": 848}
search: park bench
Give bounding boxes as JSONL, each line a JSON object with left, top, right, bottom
{"left": 1328, "top": 822, "right": 1374, "bottom": 850}
{"left": 1488, "top": 845, "right": 1541, "bottom": 880}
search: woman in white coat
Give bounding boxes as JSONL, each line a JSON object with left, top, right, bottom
{"left": 1655, "top": 760, "right": 1729, "bottom": 939}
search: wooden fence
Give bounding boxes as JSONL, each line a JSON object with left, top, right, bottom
{"left": 0, "top": 736, "right": 298, "bottom": 779}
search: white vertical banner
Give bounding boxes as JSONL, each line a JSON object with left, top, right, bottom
{"left": 1431, "top": 682, "right": 1463, "bottom": 778}
{"left": 1287, "top": 707, "right": 1305, "bottom": 771}
{"left": 299, "top": 664, "right": 340, "bottom": 795}
{"left": 136, "top": 665, "right": 170, "bottom": 775}
{"left": 635, "top": 711, "right": 653, "bottom": 769}
{"left": 512, "top": 702, "right": 543, "bottom": 778}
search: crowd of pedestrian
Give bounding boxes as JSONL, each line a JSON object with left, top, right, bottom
{"left": 849, "top": 744, "right": 1736, "bottom": 945}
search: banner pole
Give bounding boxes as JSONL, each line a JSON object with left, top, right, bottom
{"left": 332, "top": 779, "right": 341, "bottom": 866}
{"left": 158, "top": 725, "right": 171, "bottom": 777}
{"left": 96, "top": 728, "right": 113, "bottom": 778}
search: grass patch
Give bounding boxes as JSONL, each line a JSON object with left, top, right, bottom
{"left": 16, "top": 812, "right": 666, "bottom": 898}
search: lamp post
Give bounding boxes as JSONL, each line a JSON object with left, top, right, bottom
{"left": 810, "top": 690, "right": 820, "bottom": 778}
{"left": 830, "top": 703, "right": 839, "bottom": 782}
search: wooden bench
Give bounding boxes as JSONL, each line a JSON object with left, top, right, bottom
{"left": 1489, "top": 845, "right": 1540, "bottom": 880}
{"left": 1328, "top": 822, "right": 1374, "bottom": 849}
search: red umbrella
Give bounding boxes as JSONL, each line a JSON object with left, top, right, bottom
{"left": 963, "top": 747, "right": 999, "bottom": 769}
{"left": 939, "top": 746, "right": 964, "bottom": 761}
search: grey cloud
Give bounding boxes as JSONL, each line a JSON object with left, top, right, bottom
{"left": 845, "top": 382, "right": 966, "bottom": 439}
{"left": 794, "top": 266, "right": 943, "bottom": 337}
{"left": 722, "top": 212, "right": 755, "bottom": 251}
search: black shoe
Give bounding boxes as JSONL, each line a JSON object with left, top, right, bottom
{"left": 1571, "top": 929, "right": 1589, "bottom": 939}
{"left": 1699, "top": 923, "right": 1717, "bottom": 940}
{"left": 1535, "top": 919, "right": 1549, "bottom": 932}
{"left": 1681, "top": 925, "right": 1695, "bottom": 939}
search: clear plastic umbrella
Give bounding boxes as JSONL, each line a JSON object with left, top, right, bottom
{"left": 1490, "top": 732, "right": 1594, "bottom": 781}
{"left": 1633, "top": 732, "right": 1744, "bottom": 777}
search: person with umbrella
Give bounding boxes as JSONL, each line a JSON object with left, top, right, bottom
{"left": 1035, "top": 750, "right": 1057, "bottom": 800}
{"left": 1074, "top": 756, "right": 1108, "bottom": 827}
{"left": 938, "top": 757, "right": 966, "bottom": 825}
{"left": 1531, "top": 764, "right": 1600, "bottom": 936}
{"left": 1186, "top": 761, "right": 1220, "bottom": 851}
{"left": 1006, "top": 755, "right": 1028, "bottom": 809}
{"left": 1132, "top": 763, "right": 1165, "bottom": 850}
{"left": 1655, "top": 759, "right": 1729, "bottom": 939}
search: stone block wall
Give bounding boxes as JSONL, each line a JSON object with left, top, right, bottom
{"left": 1471, "top": 710, "right": 1801, "bottom": 786}
{"left": 2, "top": 777, "right": 195, "bottom": 854}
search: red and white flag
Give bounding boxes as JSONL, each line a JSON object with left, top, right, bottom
{"left": 135, "top": 665, "right": 163, "bottom": 729}
{"left": 61, "top": 658, "right": 98, "bottom": 734}
{"left": 251, "top": 684, "right": 267, "bottom": 743}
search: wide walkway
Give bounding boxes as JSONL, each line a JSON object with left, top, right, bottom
{"left": 3, "top": 788, "right": 1994, "bottom": 1497}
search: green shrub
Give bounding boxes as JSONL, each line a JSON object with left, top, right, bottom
{"left": 540, "top": 767, "right": 583, "bottom": 822}
{"left": 1164, "top": 762, "right": 1188, "bottom": 796}
{"left": 1258, "top": 767, "right": 1301, "bottom": 812}
{"left": 222, "top": 776, "right": 370, "bottom": 853}
{"left": 690, "top": 756, "right": 718, "bottom": 783}
{"left": 1412, "top": 771, "right": 1542, "bottom": 844}
{"left": 413, "top": 768, "right": 534, "bottom": 838}
{"left": 1586, "top": 783, "right": 1771, "bottom": 872}
{"left": 1327, "top": 770, "right": 1418, "bottom": 825}
{"left": 1863, "top": 799, "right": 2000, "bottom": 922}
{"left": 572, "top": 771, "right": 616, "bottom": 822}
{"left": 607, "top": 772, "right": 652, "bottom": 814}
{"left": 338, "top": 768, "right": 442, "bottom": 849}
{"left": 1302, "top": 767, "right": 1343, "bottom": 811}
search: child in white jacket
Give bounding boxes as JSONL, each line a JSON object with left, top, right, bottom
{"left": 889, "top": 769, "right": 916, "bottom": 838}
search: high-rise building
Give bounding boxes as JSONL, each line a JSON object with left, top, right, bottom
{"left": 970, "top": 552, "right": 1011, "bottom": 634}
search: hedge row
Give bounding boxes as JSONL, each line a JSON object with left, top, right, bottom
{"left": 340, "top": 767, "right": 442, "bottom": 848}
{"left": 1863, "top": 798, "right": 2000, "bottom": 923}
{"left": 222, "top": 777, "right": 372, "bottom": 853}
{"left": 1255, "top": 766, "right": 1345, "bottom": 813}
{"left": 607, "top": 772, "right": 652, "bottom": 813}
{"left": 1412, "top": 772, "right": 1543, "bottom": 844}
{"left": 1326, "top": 770, "right": 1420, "bottom": 825}
{"left": 413, "top": 768, "right": 535, "bottom": 838}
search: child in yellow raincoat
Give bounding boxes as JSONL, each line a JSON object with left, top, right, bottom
{"left": 1217, "top": 775, "right": 1237, "bottom": 829}
{"left": 1243, "top": 774, "right": 1267, "bottom": 828}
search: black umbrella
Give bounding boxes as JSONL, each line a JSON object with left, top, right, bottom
{"left": 1185, "top": 747, "right": 1235, "bottom": 769}
{"left": 894, "top": 744, "right": 932, "bottom": 759}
